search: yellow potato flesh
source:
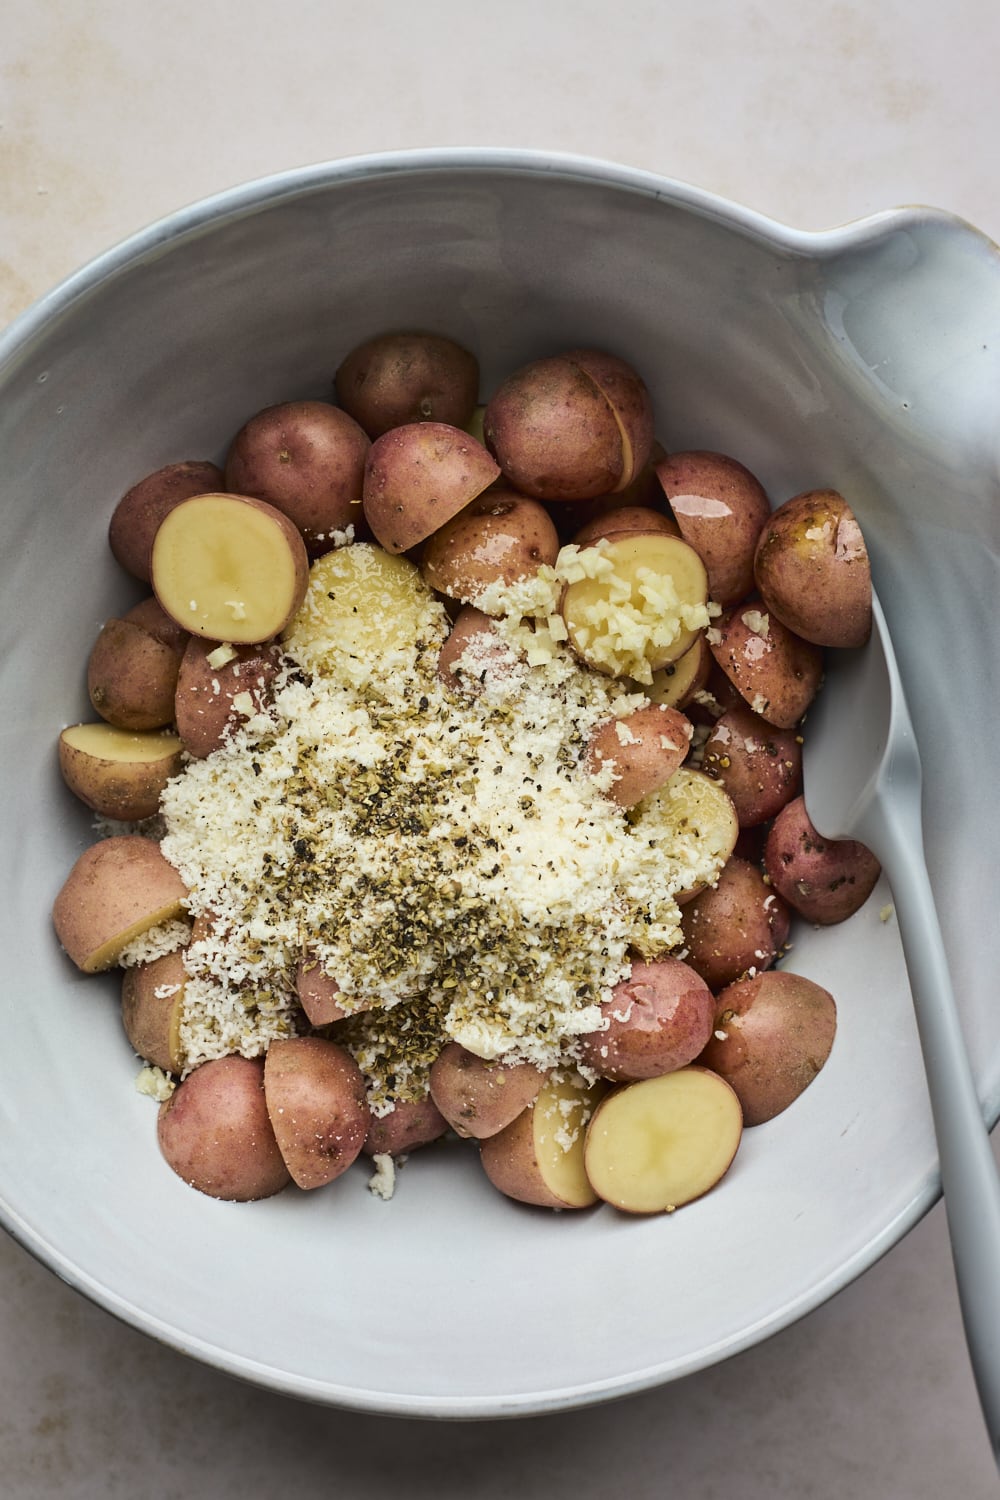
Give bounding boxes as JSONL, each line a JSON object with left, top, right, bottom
{"left": 84, "top": 896, "right": 188, "bottom": 973}
{"left": 532, "top": 1074, "right": 605, "bottom": 1208}
{"left": 629, "top": 767, "right": 738, "bottom": 907}
{"left": 646, "top": 638, "right": 708, "bottom": 709}
{"left": 562, "top": 534, "right": 709, "bottom": 684}
{"left": 61, "top": 723, "right": 181, "bottom": 763}
{"left": 152, "top": 494, "right": 304, "bottom": 643}
{"left": 283, "top": 542, "right": 446, "bottom": 686}
{"left": 584, "top": 1068, "right": 743, "bottom": 1214}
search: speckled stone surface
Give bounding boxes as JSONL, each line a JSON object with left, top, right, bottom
{"left": 3, "top": 3, "right": 1000, "bottom": 1494}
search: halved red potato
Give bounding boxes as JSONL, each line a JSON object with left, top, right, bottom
{"left": 436, "top": 607, "right": 512, "bottom": 692}
{"left": 174, "top": 636, "right": 282, "bottom": 757}
{"left": 655, "top": 450, "right": 771, "bottom": 607}
{"left": 420, "top": 488, "right": 559, "bottom": 602}
{"left": 59, "top": 723, "right": 183, "bottom": 821}
{"left": 699, "top": 970, "right": 837, "bottom": 1125}
{"left": 294, "top": 959, "right": 349, "bottom": 1026}
{"left": 561, "top": 532, "right": 709, "bottom": 683}
{"left": 335, "top": 331, "right": 480, "bottom": 438}
{"left": 583, "top": 1067, "right": 743, "bottom": 1214}
{"left": 157, "top": 1055, "right": 291, "bottom": 1201}
{"left": 586, "top": 703, "right": 692, "bottom": 808}
{"left": 629, "top": 767, "right": 739, "bottom": 905}
{"left": 566, "top": 349, "right": 655, "bottom": 492}
{"left": 754, "top": 489, "right": 872, "bottom": 647}
{"left": 121, "top": 948, "right": 187, "bottom": 1073}
{"left": 645, "top": 635, "right": 713, "bottom": 711}
{"left": 108, "top": 460, "right": 224, "bottom": 583}
{"left": 362, "top": 423, "right": 500, "bottom": 554}
{"left": 483, "top": 351, "right": 652, "bottom": 501}
{"left": 429, "top": 1042, "right": 546, "bottom": 1139}
{"left": 479, "top": 1072, "right": 606, "bottom": 1209}
{"left": 362, "top": 1095, "right": 449, "bottom": 1157}
{"left": 151, "top": 493, "right": 309, "bottom": 643}
{"left": 225, "top": 400, "right": 370, "bottom": 554}
{"left": 679, "top": 857, "right": 790, "bottom": 991}
{"left": 763, "top": 795, "right": 881, "bottom": 923}
{"left": 263, "top": 1037, "right": 369, "bottom": 1190}
{"left": 708, "top": 602, "right": 823, "bottom": 729}
{"left": 87, "top": 618, "right": 183, "bottom": 732}
{"left": 701, "top": 702, "right": 802, "bottom": 827}
{"left": 53, "top": 836, "right": 189, "bottom": 973}
{"left": 577, "top": 957, "right": 714, "bottom": 1082}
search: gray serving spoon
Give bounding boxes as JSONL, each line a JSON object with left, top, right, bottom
{"left": 804, "top": 591, "right": 1000, "bottom": 1462}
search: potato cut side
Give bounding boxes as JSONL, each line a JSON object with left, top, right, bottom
{"left": 480, "top": 1073, "right": 605, "bottom": 1209}
{"left": 629, "top": 767, "right": 739, "bottom": 907}
{"left": 121, "top": 949, "right": 187, "bottom": 1073}
{"left": 282, "top": 541, "right": 447, "bottom": 687}
{"left": 584, "top": 1067, "right": 743, "bottom": 1214}
{"left": 646, "top": 636, "right": 711, "bottom": 709}
{"left": 561, "top": 533, "right": 709, "bottom": 684}
{"left": 151, "top": 492, "right": 308, "bottom": 643}
{"left": 59, "top": 723, "right": 183, "bottom": 821}
{"left": 52, "top": 835, "right": 189, "bottom": 973}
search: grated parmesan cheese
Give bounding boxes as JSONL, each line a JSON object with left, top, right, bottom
{"left": 135, "top": 1065, "right": 176, "bottom": 1101}
{"left": 367, "top": 1153, "right": 396, "bottom": 1200}
{"left": 157, "top": 546, "right": 728, "bottom": 1116}
{"left": 118, "top": 919, "right": 191, "bottom": 969}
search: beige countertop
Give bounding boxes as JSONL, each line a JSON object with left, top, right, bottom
{"left": 3, "top": 2, "right": 999, "bottom": 1494}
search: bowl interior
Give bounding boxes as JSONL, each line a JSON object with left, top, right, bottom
{"left": 3, "top": 154, "right": 1000, "bottom": 1414}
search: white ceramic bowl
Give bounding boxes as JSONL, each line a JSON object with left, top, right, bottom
{"left": 3, "top": 149, "right": 1000, "bottom": 1417}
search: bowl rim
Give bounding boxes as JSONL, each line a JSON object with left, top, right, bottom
{"left": 2, "top": 145, "right": 995, "bottom": 376}
{"left": 1, "top": 146, "right": 994, "bottom": 1418}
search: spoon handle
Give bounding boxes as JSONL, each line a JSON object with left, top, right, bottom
{"left": 872, "top": 795, "right": 1000, "bottom": 1464}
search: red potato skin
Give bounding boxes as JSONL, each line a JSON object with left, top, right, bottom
{"left": 577, "top": 957, "right": 715, "bottom": 1082}
{"left": 754, "top": 489, "right": 872, "bottom": 648}
{"left": 294, "top": 959, "right": 349, "bottom": 1025}
{"left": 362, "top": 1095, "right": 449, "bottom": 1157}
{"left": 87, "top": 618, "right": 183, "bottom": 732}
{"left": 764, "top": 796, "right": 881, "bottom": 924}
{"left": 52, "top": 835, "right": 189, "bottom": 973}
{"left": 478, "top": 1106, "right": 569, "bottom": 1209}
{"left": 699, "top": 970, "right": 837, "bottom": 1125}
{"left": 551, "top": 440, "right": 669, "bottom": 540}
{"left": 157, "top": 1056, "right": 291, "bottom": 1201}
{"left": 108, "top": 460, "right": 224, "bottom": 583}
{"left": 420, "top": 488, "right": 559, "bottom": 603}
{"left": 709, "top": 603, "right": 823, "bottom": 729}
{"left": 120, "top": 948, "right": 187, "bottom": 1072}
{"left": 334, "top": 332, "right": 480, "bottom": 438}
{"left": 363, "top": 423, "right": 500, "bottom": 554}
{"left": 701, "top": 702, "right": 802, "bottom": 827}
{"left": 483, "top": 355, "right": 627, "bottom": 502}
{"left": 586, "top": 703, "right": 693, "bottom": 808}
{"left": 680, "top": 858, "right": 791, "bottom": 991}
{"left": 436, "top": 607, "right": 511, "bottom": 691}
{"left": 264, "top": 1037, "right": 369, "bottom": 1190}
{"left": 224, "top": 400, "right": 370, "bottom": 556}
{"left": 564, "top": 348, "right": 655, "bottom": 489}
{"left": 174, "top": 637, "right": 282, "bottom": 758}
{"left": 655, "top": 450, "right": 771, "bottom": 607}
{"left": 429, "top": 1042, "right": 546, "bottom": 1139}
